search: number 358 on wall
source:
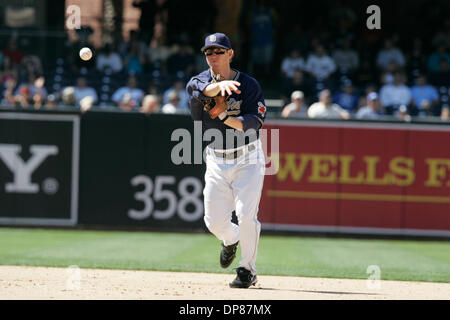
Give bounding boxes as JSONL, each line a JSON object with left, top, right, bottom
{"left": 128, "top": 175, "right": 203, "bottom": 222}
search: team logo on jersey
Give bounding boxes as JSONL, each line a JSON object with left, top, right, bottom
{"left": 258, "top": 102, "right": 266, "bottom": 116}
{"left": 227, "top": 98, "right": 242, "bottom": 116}
{"left": 209, "top": 35, "right": 216, "bottom": 42}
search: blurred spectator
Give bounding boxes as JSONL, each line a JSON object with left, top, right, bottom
{"left": 441, "top": 106, "right": 449, "bottom": 121}
{"left": 45, "top": 94, "right": 59, "bottom": 109}
{"left": 80, "top": 96, "right": 95, "bottom": 112}
{"left": 357, "top": 84, "right": 378, "bottom": 109}
{"left": 249, "top": 0, "right": 277, "bottom": 75}
{"left": 61, "top": 87, "right": 76, "bottom": 107}
{"left": 397, "top": 104, "right": 411, "bottom": 122}
{"left": 2, "top": 38, "right": 24, "bottom": 66}
{"left": 112, "top": 76, "right": 144, "bottom": 109}
{"left": 305, "top": 45, "right": 336, "bottom": 81}
{"left": 410, "top": 74, "right": 439, "bottom": 117}
{"left": 140, "top": 94, "right": 160, "bottom": 115}
{"left": 332, "top": 37, "right": 359, "bottom": 75}
{"left": 162, "top": 79, "right": 189, "bottom": 111}
{"left": 281, "top": 49, "right": 306, "bottom": 79}
{"left": 73, "top": 77, "right": 98, "bottom": 107}
{"left": 281, "top": 91, "right": 308, "bottom": 118}
{"left": 15, "top": 74, "right": 47, "bottom": 108}
{"left": 281, "top": 70, "right": 314, "bottom": 104}
{"left": 332, "top": 79, "right": 359, "bottom": 113}
{"left": 380, "top": 72, "right": 411, "bottom": 115}
{"left": 15, "top": 73, "right": 47, "bottom": 98}
{"left": 427, "top": 44, "right": 450, "bottom": 74}
{"left": 14, "top": 86, "right": 32, "bottom": 108}
{"left": 96, "top": 44, "right": 123, "bottom": 73}
{"left": 30, "top": 76, "right": 46, "bottom": 109}
{"left": 376, "top": 38, "right": 405, "bottom": 71}
{"left": 429, "top": 60, "right": 450, "bottom": 119}
{"left": 380, "top": 61, "right": 399, "bottom": 85}
{"left": 2, "top": 77, "right": 17, "bottom": 106}
{"left": 124, "top": 41, "right": 145, "bottom": 75}
{"left": 356, "top": 92, "right": 382, "bottom": 120}
{"left": 307, "top": 89, "right": 350, "bottom": 119}
{"left": 167, "top": 42, "right": 195, "bottom": 78}
{"left": 162, "top": 90, "right": 187, "bottom": 114}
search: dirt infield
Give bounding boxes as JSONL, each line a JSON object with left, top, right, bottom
{"left": 0, "top": 266, "right": 449, "bottom": 300}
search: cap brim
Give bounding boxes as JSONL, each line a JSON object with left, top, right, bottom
{"left": 201, "top": 44, "right": 230, "bottom": 52}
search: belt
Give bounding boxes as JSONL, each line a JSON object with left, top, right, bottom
{"left": 213, "top": 144, "right": 256, "bottom": 160}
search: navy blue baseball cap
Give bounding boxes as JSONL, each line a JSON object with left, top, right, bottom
{"left": 201, "top": 33, "right": 232, "bottom": 52}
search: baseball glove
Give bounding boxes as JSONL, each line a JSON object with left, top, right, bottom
{"left": 208, "top": 95, "right": 228, "bottom": 119}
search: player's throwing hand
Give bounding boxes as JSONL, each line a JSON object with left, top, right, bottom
{"left": 217, "top": 80, "right": 241, "bottom": 96}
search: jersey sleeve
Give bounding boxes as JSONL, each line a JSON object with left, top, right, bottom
{"left": 186, "top": 76, "right": 213, "bottom": 102}
{"left": 186, "top": 74, "right": 213, "bottom": 121}
{"left": 237, "top": 77, "right": 266, "bottom": 132}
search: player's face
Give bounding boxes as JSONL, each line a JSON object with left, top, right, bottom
{"left": 204, "top": 47, "right": 231, "bottom": 68}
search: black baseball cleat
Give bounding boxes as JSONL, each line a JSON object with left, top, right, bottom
{"left": 220, "top": 241, "right": 239, "bottom": 268}
{"left": 229, "top": 267, "right": 258, "bottom": 288}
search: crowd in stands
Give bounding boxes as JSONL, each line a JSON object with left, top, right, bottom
{"left": 0, "top": 0, "right": 449, "bottom": 122}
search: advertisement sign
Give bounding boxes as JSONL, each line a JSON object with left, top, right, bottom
{"left": 0, "top": 113, "right": 79, "bottom": 226}
{"left": 78, "top": 112, "right": 206, "bottom": 229}
{"left": 260, "top": 121, "right": 450, "bottom": 236}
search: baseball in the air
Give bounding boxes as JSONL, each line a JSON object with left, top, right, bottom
{"left": 79, "top": 47, "right": 93, "bottom": 61}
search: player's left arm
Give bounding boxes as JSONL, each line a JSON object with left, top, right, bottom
{"left": 223, "top": 78, "right": 266, "bottom": 132}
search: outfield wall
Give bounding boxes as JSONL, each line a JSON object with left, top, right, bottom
{"left": 260, "top": 121, "right": 450, "bottom": 237}
{"left": 1, "top": 108, "right": 449, "bottom": 237}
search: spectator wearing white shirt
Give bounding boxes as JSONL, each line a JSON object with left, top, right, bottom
{"left": 162, "top": 90, "right": 188, "bottom": 114}
{"left": 112, "top": 76, "right": 144, "bottom": 110}
{"left": 376, "top": 39, "right": 405, "bottom": 71}
{"left": 281, "top": 49, "right": 306, "bottom": 79}
{"left": 72, "top": 77, "right": 98, "bottom": 107}
{"left": 305, "top": 45, "right": 336, "bottom": 81}
{"left": 380, "top": 72, "right": 411, "bottom": 115}
{"left": 162, "top": 79, "right": 189, "bottom": 111}
{"left": 96, "top": 44, "right": 123, "bottom": 73}
{"left": 356, "top": 92, "right": 382, "bottom": 120}
{"left": 281, "top": 91, "right": 308, "bottom": 118}
{"left": 139, "top": 94, "right": 160, "bottom": 115}
{"left": 308, "top": 89, "right": 350, "bottom": 119}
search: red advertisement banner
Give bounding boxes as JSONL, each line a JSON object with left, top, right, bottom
{"left": 260, "top": 121, "right": 450, "bottom": 236}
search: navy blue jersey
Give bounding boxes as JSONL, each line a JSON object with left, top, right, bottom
{"left": 186, "top": 68, "right": 266, "bottom": 149}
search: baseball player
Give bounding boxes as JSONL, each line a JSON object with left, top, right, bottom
{"left": 186, "top": 33, "right": 266, "bottom": 288}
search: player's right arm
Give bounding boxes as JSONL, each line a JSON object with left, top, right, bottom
{"left": 203, "top": 81, "right": 241, "bottom": 97}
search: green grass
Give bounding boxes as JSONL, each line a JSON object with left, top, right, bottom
{"left": 0, "top": 227, "right": 449, "bottom": 283}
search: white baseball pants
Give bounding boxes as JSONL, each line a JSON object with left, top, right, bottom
{"left": 203, "top": 140, "right": 265, "bottom": 275}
